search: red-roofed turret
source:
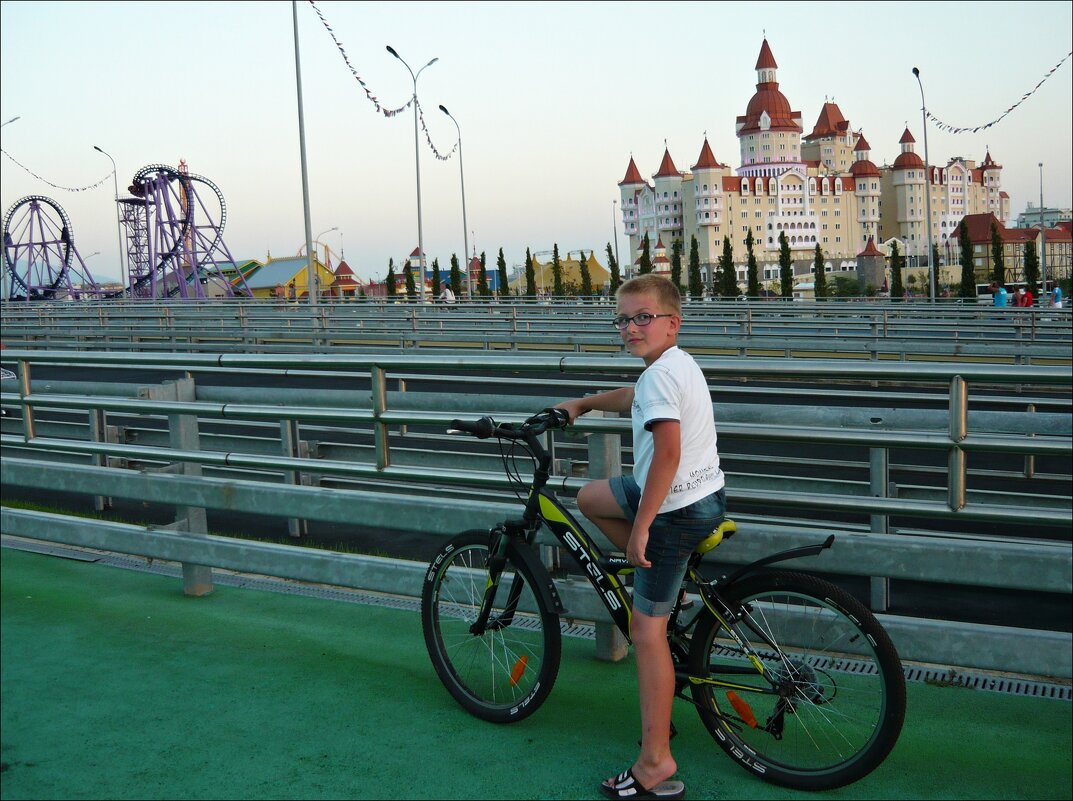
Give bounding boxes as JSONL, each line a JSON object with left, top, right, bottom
{"left": 654, "top": 147, "right": 680, "bottom": 178}
{"left": 619, "top": 156, "right": 645, "bottom": 186}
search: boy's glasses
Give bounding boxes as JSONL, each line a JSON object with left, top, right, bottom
{"left": 611, "top": 312, "right": 675, "bottom": 330}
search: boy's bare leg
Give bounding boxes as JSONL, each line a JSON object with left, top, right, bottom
{"left": 629, "top": 611, "right": 678, "bottom": 788}
{"left": 577, "top": 479, "right": 631, "bottom": 551}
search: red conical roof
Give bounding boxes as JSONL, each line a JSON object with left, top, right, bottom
{"left": 857, "top": 236, "right": 884, "bottom": 258}
{"left": 692, "top": 138, "right": 725, "bottom": 170}
{"left": 755, "top": 39, "right": 778, "bottom": 70}
{"left": 619, "top": 156, "right": 645, "bottom": 186}
{"left": 804, "top": 102, "right": 848, "bottom": 141}
{"left": 854, "top": 134, "right": 871, "bottom": 152}
{"left": 654, "top": 147, "right": 680, "bottom": 178}
{"left": 899, "top": 127, "right": 916, "bottom": 145}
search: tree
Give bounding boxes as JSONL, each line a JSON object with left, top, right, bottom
{"left": 606, "top": 243, "right": 621, "bottom": 293}
{"left": 718, "top": 236, "right": 738, "bottom": 298}
{"left": 830, "top": 275, "right": 859, "bottom": 297}
{"left": 385, "top": 258, "right": 397, "bottom": 297}
{"left": 812, "top": 243, "right": 827, "bottom": 299}
{"left": 889, "top": 240, "right": 904, "bottom": 300}
{"left": 670, "top": 240, "right": 683, "bottom": 289}
{"left": 551, "top": 243, "right": 564, "bottom": 296}
{"left": 688, "top": 235, "right": 704, "bottom": 299}
{"left": 496, "top": 248, "right": 509, "bottom": 298}
{"left": 957, "top": 220, "right": 976, "bottom": 299}
{"left": 990, "top": 221, "right": 1006, "bottom": 287}
{"left": 578, "top": 250, "right": 593, "bottom": 297}
{"left": 449, "top": 253, "right": 463, "bottom": 297}
{"left": 477, "top": 251, "right": 490, "bottom": 297}
{"left": 638, "top": 233, "right": 652, "bottom": 275}
{"left": 1023, "top": 240, "right": 1040, "bottom": 300}
{"left": 778, "top": 231, "right": 793, "bottom": 298}
{"left": 524, "top": 247, "right": 536, "bottom": 297}
{"left": 430, "top": 258, "right": 441, "bottom": 298}
{"left": 404, "top": 259, "right": 416, "bottom": 299}
{"left": 746, "top": 229, "right": 760, "bottom": 297}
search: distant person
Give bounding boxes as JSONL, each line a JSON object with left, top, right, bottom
{"left": 1020, "top": 287, "right": 1034, "bottom": 307}
{"left": 287, "top": 282, "right": 297, "bottom": 303}
{"left": 1051, "top": 286, "right": 1063, "bottom": 308}
{"left": 439, "top": 285, "right": 456, "bottom": 305}
{"left": 990, "top": 282, "right": 1007, "bottom": 308}
{"left": 1012, "top": 287, "right": 1024, "bottom": 308}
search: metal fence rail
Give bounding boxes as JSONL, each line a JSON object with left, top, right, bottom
{"left": 2, "top": 348, "right": 1071, "bottom": 677}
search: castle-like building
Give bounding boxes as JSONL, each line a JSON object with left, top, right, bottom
{"left": 618, "top": 39, "right": 1011, "bottom": 287}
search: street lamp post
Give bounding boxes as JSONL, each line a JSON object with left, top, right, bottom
{"left": 912, "top": 67, "right": 936, "bottom": 302}
{"left": 387, "top": 45, "right": 438, "bottom": 300}
{"left": 93, "top": 145, "right": 126, "bottom": 284}
{"left": 1039, "top": 162, "right": 1047, "bottom": 305}
{"left": 439, "top": 104, "right": 470, "bottom": 299}
{"left": 612, "top": 200, "right": 621, "bottom": 271}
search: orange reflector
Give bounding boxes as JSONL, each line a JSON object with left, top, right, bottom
{"left": 726, "top": 691, "right": 758, "bottom": 728}
{"left": 509, "top": 655, "right": 529, "bottom": 686}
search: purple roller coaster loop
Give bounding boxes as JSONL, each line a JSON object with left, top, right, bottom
{"left": 2, "top": 195, "right": 101, "bottom": 301}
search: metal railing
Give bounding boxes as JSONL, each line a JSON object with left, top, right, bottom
{"left": 2, "top": 348, "right": 1071, "bottom": 677}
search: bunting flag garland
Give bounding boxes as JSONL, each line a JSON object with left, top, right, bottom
{"left": 307, "top": 0, "right": 457, "bottom": 163}
{"left": 926, "top": 51, "right": 1072, "bottom": 134}
{"left": 1, "top": 148, "right": 114, "bottom": 192}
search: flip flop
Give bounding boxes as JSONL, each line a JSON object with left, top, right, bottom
{"left": 599, "top": 768, "right": 686, "bottom": 800}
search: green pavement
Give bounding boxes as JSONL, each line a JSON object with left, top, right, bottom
{"left": 1, "top": 546, "right": 1069, "bottom": 800}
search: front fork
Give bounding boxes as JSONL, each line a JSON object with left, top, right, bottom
{"left": 470, "top": 524, "right": 526, "bottom": 635}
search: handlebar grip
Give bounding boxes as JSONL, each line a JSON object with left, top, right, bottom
{"left": 449, "top": 417, "right": 496, "bottom": 439}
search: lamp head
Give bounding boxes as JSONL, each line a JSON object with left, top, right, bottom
{"left": 439, "top": 104, "right": 450, "bottom": 116}
{"left": 386, "top": 45, "right": 399, "bottom": 58}
{"left": 912, "top": 67, "right": 920, "bottom": 77}
{"left": 427, "top": 57, "right": 439, "bottom": 67}
{"left": 93, "top": 145, "right": 103, "bottom": 153}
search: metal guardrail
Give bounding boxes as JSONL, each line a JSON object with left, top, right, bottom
{"left": 1, "top": 348, "right": 1071, "bottom": 677}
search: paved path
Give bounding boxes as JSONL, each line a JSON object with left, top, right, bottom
{"left": 1, "top": 546, "right": 1069, "bottom": 800}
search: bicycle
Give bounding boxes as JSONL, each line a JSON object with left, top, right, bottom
{"left": 422, "top": 409, "right": 906, "bottom": 791}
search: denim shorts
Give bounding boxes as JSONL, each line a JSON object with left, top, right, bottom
{"left": 609, "top": 475, "right": 727, "bottom": 617}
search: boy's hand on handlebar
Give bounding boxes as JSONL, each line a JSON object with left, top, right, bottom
{"left": 553, "top": 399, "right": 586, "bottom": 425}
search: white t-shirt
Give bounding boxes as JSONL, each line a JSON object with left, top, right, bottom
{"left": 631, "top": 346, "right": 724, "bottom": 513}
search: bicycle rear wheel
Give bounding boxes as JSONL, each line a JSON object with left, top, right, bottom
{"left": 688, "top": 571, "right": 905, "bottom": 790}
{"left": 422, "top": 530, "right": 562, "bottom": 723}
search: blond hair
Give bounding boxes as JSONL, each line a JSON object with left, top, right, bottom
{"left": 616, "top": 275, "right": 681, "bottom": 315}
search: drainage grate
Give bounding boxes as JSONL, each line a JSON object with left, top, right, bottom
{"left": 4, "top": 536, "right": 1069, "bottom": 702}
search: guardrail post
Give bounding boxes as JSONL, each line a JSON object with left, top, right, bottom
{"left": 280, "top": 419, "right": 309, "bottom": 538}
{"left": 1024, "top": 403, "right": 1036, "bottom": 478}
{"left": 587, "top": 410, "right": 627, "bottom": 662}
{"left": 869, "top": 447, "right": 890, "bottom": 612}
{"left": 158, "top": 375, "right": 212, "bottom": 596}
{"left": 948, "top": 375, "right": 968, "bottom": 511}
{"left": 372, "top": 365, "right": 391, "bottom": 469}
{"left": 89, "top": 409, "right": 112, "bottom": 512}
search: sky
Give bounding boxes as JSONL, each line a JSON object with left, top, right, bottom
{"left": 2, "top": 0, "right": 1071, "bottom": 283}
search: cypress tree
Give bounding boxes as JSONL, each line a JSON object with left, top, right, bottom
{"left": 497, "top": 248, "right": 508, "bottom": 298}
{"left": 688, "top": 235, "right": 703, "bottom": 299}
{"left": 450, "top": 253, "right": 463, "bottom": 297}
{"left": 551, "top": 243, "right": 564, "bottom": 296}
{"left": 431, "top": 258, "right": 441, "bottom": 298}
{"left": 718, "top": 236, "right": 738, "bottom": 297}
{"left": 404, "top": 259, "right": 416, "bottom": 299}
{"left": 606, "top": 243, "right": 621, "bottom": 293}
{"left": 670, "top": 239, "right": 683, "bottom": 289}
{"left": 524, "top": 248, "right": 536, "bottom": 297}
{"left": 990, "top": 221, "right": 1006, "bottom": 286}
{"left": 385, "top": 258, "right": 397, "bottom": 297}
{"left": 746, "top": 229, "right": 760, "bottom": 297}
{"left": 778, "top": 231, "right": 793, "bottom": 298}
{"left": 579, "top": 250, "right": 593, "bottom": 297}
{"left": 1023, "top": 240, "right": 1040, "bottom": 300}
{"left": 889, "top": 241, "right": 904, "bottom": 300}
{"left": 638, "top": 233, "right": 652, "bottom": 275}
{"left": 813, "top": 243, "right": 827, "bottom": 300}
{"left": 958, "top": 220, "right": 976, "bottom": 299}
{"left": 477, "top": 251, "right": 490, "bottom": 297}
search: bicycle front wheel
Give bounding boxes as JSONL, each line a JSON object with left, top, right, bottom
{"left": 422, "top": 530, "right": 562, "bottom": 723}
{"left": 688, "top": 571, "right": 905, "bottom": 790}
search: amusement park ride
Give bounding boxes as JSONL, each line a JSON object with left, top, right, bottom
{"left": 3, "top": 160, "right": 251, "bottom": 301}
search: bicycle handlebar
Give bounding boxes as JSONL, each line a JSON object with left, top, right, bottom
{"left": 448, "top": 408, "right": 569, "bottom": 441}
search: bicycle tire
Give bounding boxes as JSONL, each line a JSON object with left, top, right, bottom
{"left": 422, "top": 530, "right": 562, "bottom": 723}
{"left": 688, "top": 570, "right": 905, "bottom": 790}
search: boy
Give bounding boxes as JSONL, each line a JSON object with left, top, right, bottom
{"left": 556, "top": 275, "right": 726, "bottom": 800}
